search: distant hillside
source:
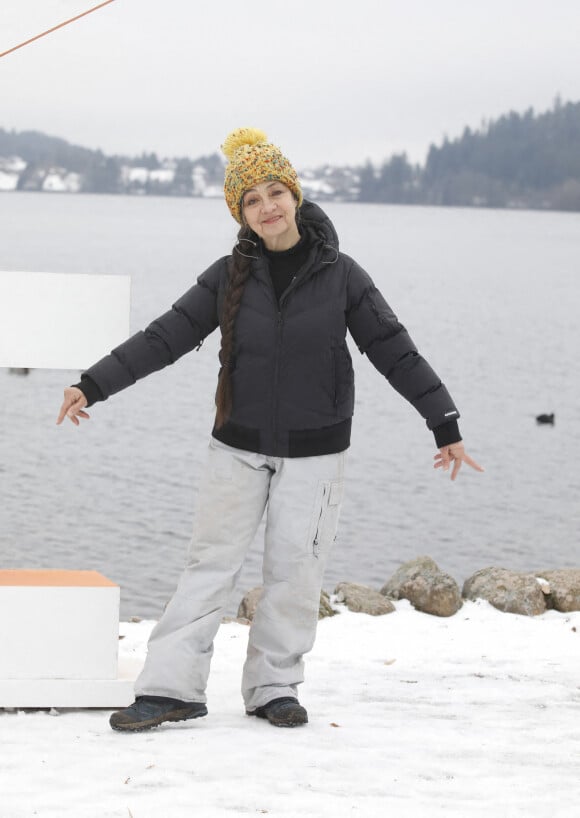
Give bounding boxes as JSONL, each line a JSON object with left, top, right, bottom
{"left": 0, "top": 128, "right": 96, "bottom": 170}
{"left": 1, "top": 98, "right": 579, "bottom": 210}
{"left": 0, "top": 129, "right": 225, "bottom": 196}
{"left": 358, "top": 98, "right": 580, "bottom": 211}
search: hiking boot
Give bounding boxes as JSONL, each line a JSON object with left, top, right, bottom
{"left": 247, "top": 697, "right": 308, "bottom": 727}
{"left": 109, "top": 695, "right": 207, "bottom": 732}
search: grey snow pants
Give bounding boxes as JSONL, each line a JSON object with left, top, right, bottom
{"left": 135, "top": 437, "right": 346, "bottom": 711}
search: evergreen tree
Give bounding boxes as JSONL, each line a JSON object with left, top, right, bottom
{"left": 358, "top": 160, "right": 380, "bottom": 202}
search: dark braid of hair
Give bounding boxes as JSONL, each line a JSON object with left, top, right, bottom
{"left": 214, "top": 223, "right": 255, "bottom": 429}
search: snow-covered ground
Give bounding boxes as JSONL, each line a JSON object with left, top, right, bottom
{"left": 3, "top": 599, "right": 580, "bottom": 818}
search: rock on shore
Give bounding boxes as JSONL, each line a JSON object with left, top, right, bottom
{"left": 380, "top": 556, "right": 463, "bottom": 617}
{"left": 462, "top": 567, "right": 547, "bottom": 616}
{"left": 235, "top": 559, "right": 580, "bottom": 623}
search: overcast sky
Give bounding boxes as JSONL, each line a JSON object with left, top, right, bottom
{"left": 1, "top": 1, "right": 579, "bottom": 168}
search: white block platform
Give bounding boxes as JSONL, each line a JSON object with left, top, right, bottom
{"left": 0, "top": 270, "right": 131, "bottom": 370}
{"left": 0, "top": 569, "right": 137, "bottom": 708}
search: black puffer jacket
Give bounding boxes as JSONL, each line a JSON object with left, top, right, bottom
{"left": 79, "top": 201, "right": 460, "bottom": 457}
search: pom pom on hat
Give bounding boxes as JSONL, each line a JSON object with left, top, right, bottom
{"left": 222, "top": 127, "right": 302, "bottom": 223}
{"left": 222, "top": 127, "right": 268, "bottom": 161}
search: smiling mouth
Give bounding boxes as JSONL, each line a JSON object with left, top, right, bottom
{"left": 262, "top": 215, "right": 282, "bottom": 225}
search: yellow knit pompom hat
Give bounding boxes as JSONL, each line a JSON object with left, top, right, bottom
{"left": 222, "top": 127, "right": 303, "bottom": 223}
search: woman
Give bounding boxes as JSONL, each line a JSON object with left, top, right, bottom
{"left": 57, "top": 128, "right": 483, "bottom": 731}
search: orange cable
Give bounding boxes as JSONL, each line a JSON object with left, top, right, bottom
{"left": 0, "top": 0, "right": 117, "bottom": 60}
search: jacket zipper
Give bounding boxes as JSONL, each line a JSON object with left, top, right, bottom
{"left": 331, "top": 347, "right": 338, "bottom": 407}
{"left": 272, "top": 275, "right": 297, "bottom": 450}
{"left": 270, "top": 261, "right": 314, "bottom": 449}
{"left": 272, "top": 310, "right": 283, "bottom": 448}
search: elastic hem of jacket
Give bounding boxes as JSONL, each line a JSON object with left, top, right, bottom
{"left": 433, "top": 420, "right": 462, "bottom": 448}
{"left": 72, "top": 375, "right": 105, "bottom": 407}
{"left": 212, "top": 418, "right": 352, "bottom": 458}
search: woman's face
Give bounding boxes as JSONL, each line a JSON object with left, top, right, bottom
{"left": 241, "top": 180, "right": 300, "bottom": 251}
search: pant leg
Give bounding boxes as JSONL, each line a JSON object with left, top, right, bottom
{"left": 242, "top": 451, "right": 346, "bottom": 710}
{"left": 135, "top": 439, "right": 271, "bottom": 703}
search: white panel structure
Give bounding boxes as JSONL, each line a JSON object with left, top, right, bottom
{"left": 0, "top": 271, "right": 130, "bottom": 369}
{"left": 0, "top": 570, "right": 136, "bottom": 707}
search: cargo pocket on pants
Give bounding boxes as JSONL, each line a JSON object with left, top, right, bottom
{"left": 308, "top": 480, "right": 344, "bottom": 559}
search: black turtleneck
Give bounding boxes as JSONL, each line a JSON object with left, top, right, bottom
{"left": 262, "top": 232, "right": 310, "bottom": 304}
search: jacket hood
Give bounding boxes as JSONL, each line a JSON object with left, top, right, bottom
{"left": 299, "top": 199, "right": 339, "bottom": 253}
{"left": 251, "top": 198, "right": 339, "bottom": 282}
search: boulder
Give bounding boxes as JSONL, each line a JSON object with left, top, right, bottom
{"left": 237, "top": 587, "right": 337, "bottom": 622}
{"left": 237, "top": 586, "right": 263, "bottom": 621}
{"left": 319, "top": 589, "right": 338, "bottom": 619}
{"left": 333, "top": 582, "right": 395, "bottom": 616}
{"left": 380, "top": 556, "right": 462, "bottom": 617}
{"left": 534, "top": 569, "right": 580, "bottom": 612}
{"left": 462, "top": 567, "right": 546, "bottom": 616}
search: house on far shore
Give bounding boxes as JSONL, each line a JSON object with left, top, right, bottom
{"left": 0, "top": 156, "right": 26, "bottom": 191}
{"left": 42, "top": 169, "right": 82, "bottom": 193}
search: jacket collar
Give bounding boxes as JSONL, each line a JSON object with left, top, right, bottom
{"left": 250, "top": 199, "right": 339, "bottom": 287}
{"left": 298, "top": 199, "right": 339, "bottom": 255}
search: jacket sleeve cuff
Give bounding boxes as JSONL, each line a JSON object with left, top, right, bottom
{"left": 71, "top": 375, "right": 105, "bottom": 408}
{"left": 433, "top": 419, "right": 462, "bottom": 448}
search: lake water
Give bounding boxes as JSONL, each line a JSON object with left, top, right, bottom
{"left": 1, "top": 193, "right": 579, "bottom": 618}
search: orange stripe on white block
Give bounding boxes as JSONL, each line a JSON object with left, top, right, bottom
{"left": 0, "top": 569, "right": 118, "bottom": 587}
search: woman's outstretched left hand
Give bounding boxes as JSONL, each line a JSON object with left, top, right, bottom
{"left": 434, "top": 442, "right": 484, "bottom": 481}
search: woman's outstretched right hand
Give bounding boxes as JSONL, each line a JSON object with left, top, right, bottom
{"left": 56, "top": 387, "right": 89, "bottom": 427}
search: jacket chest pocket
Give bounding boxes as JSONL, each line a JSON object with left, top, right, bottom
{"left": 308, "top": 480, "right": 344, "bottom": 558}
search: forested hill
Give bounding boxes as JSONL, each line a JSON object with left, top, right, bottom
{"left": 1, "top": 99, "right": 579, "bottom": 211}
{"left": 359, "top": 98, "right": 580, "bottom": 210}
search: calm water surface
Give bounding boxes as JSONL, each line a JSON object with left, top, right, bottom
{"left": 1, "top": 193, "right": 579, "bottom": 617}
